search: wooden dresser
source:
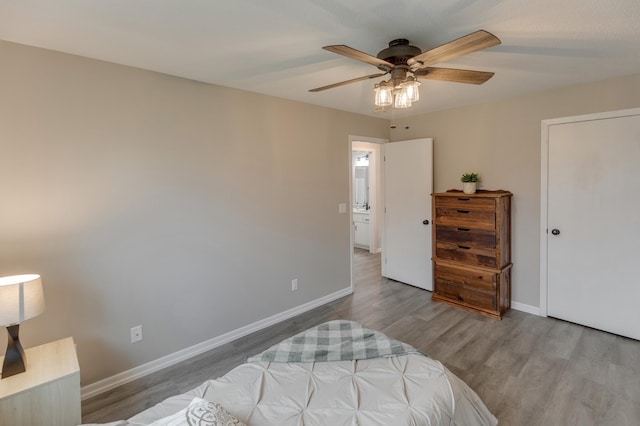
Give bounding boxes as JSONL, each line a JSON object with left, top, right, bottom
{"left": 431, "top": 190, "right": 512, "bottom": 319}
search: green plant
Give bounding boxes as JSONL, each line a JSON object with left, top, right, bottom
{"left": 461, "top": 172, "right": 479, "bottom": 183}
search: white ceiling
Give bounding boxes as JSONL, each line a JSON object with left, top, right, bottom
{"left": 2, "top": 0, "right": 640, "bottom": 118}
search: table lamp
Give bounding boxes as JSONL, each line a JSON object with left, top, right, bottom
{"left": 0, "top": 274, "right": 45, "bottom": 378}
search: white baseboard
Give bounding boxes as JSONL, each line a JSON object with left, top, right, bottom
{"left": 81, "top": 286, "right": 353, "bottom": 400}
{"left": 511, "top": 301, "right": 541, "bottom": 316}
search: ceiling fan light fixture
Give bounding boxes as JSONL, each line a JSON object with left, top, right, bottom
{"left": 374, "top": 75, "right": 419, "bottom": 110}
{"left": 374, "top": 82, "right": 393, "bottom": 107}
{"left": 313, "top": 30, "right": 500, "bottom": 114}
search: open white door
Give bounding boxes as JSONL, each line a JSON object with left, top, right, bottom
{"left": 382, "top": 138, "right": 433, "bottom": 290}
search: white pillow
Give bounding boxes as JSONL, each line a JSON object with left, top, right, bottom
{"left": 148, "top": 397, "right": 246, "bottom": 426}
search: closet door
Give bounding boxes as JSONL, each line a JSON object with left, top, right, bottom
{"left": 547, "top": 112, "right": 640, "bottom": 340}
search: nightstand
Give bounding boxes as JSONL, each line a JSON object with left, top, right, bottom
{"left": 0, "top": 337, "right": 81, "bottom": 426}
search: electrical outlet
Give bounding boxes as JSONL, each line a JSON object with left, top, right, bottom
{"left": 291, "top": 278, "right": 298, "bottom": 291}
{"left": 130, "top": 325, "right": 143, "bottom": 343}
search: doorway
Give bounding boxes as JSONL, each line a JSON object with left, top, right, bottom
{"left": 348, "top": 135, "right": 434, "bottom": 292}
{"left": 349, "top": 136, "right": 386, "bottom": 288}
{"left": 350, "top": 138, "right": 384, "bottom": 254}
{"left": 352, "top": 150, "right": 372, "bottom": 250}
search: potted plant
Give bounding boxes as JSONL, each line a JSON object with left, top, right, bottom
{"left": 461, "top": 172, "right": 479, "bottom": 194}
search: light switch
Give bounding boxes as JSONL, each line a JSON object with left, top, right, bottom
{"left": 339, "top": 203, "right": 347, "bottom": 214}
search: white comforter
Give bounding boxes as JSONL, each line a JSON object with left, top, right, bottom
{"left": 118, "top": 353, "right": 497, "bottom": 425}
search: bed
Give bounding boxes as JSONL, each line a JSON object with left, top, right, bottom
{"left": 84, "top": 320, "right": 497, "bottom": 426}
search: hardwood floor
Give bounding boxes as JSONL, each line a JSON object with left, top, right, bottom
{"left": 82, "top": 248, "right": 640, "bottom": 425}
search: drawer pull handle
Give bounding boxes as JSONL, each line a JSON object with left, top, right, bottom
{"left": 457, "top": 198, "right": 470, "bottom": 201}
{"left": 458, "top": 245, "right": 471, "bottom": 250}
{"left": 456, "top": 295, "right": 464, "bottom": 301}
{"left": 456, "top": 210, "right": 470, "bottom": 214}
{"left": 457, "top": 227, "right": 470, "bottom": 232}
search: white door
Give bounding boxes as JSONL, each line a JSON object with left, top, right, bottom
{"left": 546, "top": 111, "right": 640, "bottom": 340}
{"left": 383, "top": 138, "right": 433, "bottom": 290}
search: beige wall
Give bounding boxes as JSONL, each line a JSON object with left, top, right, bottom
{"left": 393, "top": 74, "right": 640, "bottom": 307}
{"left": 0, "top": 40, "right": 389, "bottom": 385}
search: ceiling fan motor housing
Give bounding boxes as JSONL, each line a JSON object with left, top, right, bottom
{"left": 376, "top": 39, "right": 422, "bottom": 71}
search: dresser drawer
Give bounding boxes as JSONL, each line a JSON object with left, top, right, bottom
{"left": 435, "top": 226, "right": 496, "bottom": 250}
{"left": 435, "top": 208, "right": 495, "bottom": 230}
{"left": 434, "top": 263, "right": 496, "bottom": 292}
{"left": 435, "top": 241, "right": 497, "bottom": 268}
{"left": 435, "top": 196, "right": 496, "bottom": 211}
{"left": 434, "top": 279, "right": 497, "bottom": 311}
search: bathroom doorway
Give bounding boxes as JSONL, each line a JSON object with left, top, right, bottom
{"left": 350, "top": 138, "right": 384, "bottom": 254}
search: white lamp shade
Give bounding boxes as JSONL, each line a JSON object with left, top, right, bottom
{"left": 401, "top": 78, "right": 420, "bottom": 102}
{"left": 394, "top": 88, "right": 412, "bottom": 108}
{"left": 0, "top": 274, "right": 45, "bottom": 326}
{"left": 374, "top": 83, "right": 393, "bottom": 106}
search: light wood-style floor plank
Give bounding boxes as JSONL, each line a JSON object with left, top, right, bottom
{"left": 82, "top": 249, "right": 640, "bottom": 425}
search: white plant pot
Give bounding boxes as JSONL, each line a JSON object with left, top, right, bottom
{"left": 462, "top": 182, "right": 477, "bottom": 194}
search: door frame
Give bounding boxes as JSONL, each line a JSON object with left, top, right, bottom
{"left": 539, "top": 107, "right": 640, "bottom": 317}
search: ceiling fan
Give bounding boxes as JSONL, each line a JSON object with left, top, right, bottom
{"left": 310, "top": 30, "right": 501, "bottom": 108}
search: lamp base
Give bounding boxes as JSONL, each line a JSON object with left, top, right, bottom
{"left": 2, "top": 324, "right": 27, "bottom": 378}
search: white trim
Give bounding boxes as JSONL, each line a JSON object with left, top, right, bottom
{"left": 81, "top": 286, "right": 353, "bottom": 400}
{"left": 511, "top": 301, "right": 541, "bottom": 316}
{"left": 540, "top": 118, "right": 550, "bottom": 317}
{"left": 348, "top": 135, "right": 388, "bottom": 145}
{"left": 542, "top": 107, "right": 640, "bottom": 126}
{"left": 540, "top": 107, "right": 640, "bottom": 318}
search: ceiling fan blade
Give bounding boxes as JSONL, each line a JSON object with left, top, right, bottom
{"left": 415, "top": 67, "right": 495, "bottom": 85}
{"left": 408, "top": 30, "right": 500, "bottom": 69}
{"left": 323, "top": 45, "right": 394, "bottom": 70}
{"left": 309, "top": 73, "right": 386, "bottom": 92}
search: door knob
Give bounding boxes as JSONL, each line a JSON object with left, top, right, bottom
{"left": 551, "top": 228, "right": 560, "bottom": 235}
{"left": 422, "top": 220, "right": 430, "bottom": 225}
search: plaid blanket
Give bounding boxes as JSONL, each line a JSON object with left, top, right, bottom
{"left": 247, "top": 320, "right": 421, "bottom": 363}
